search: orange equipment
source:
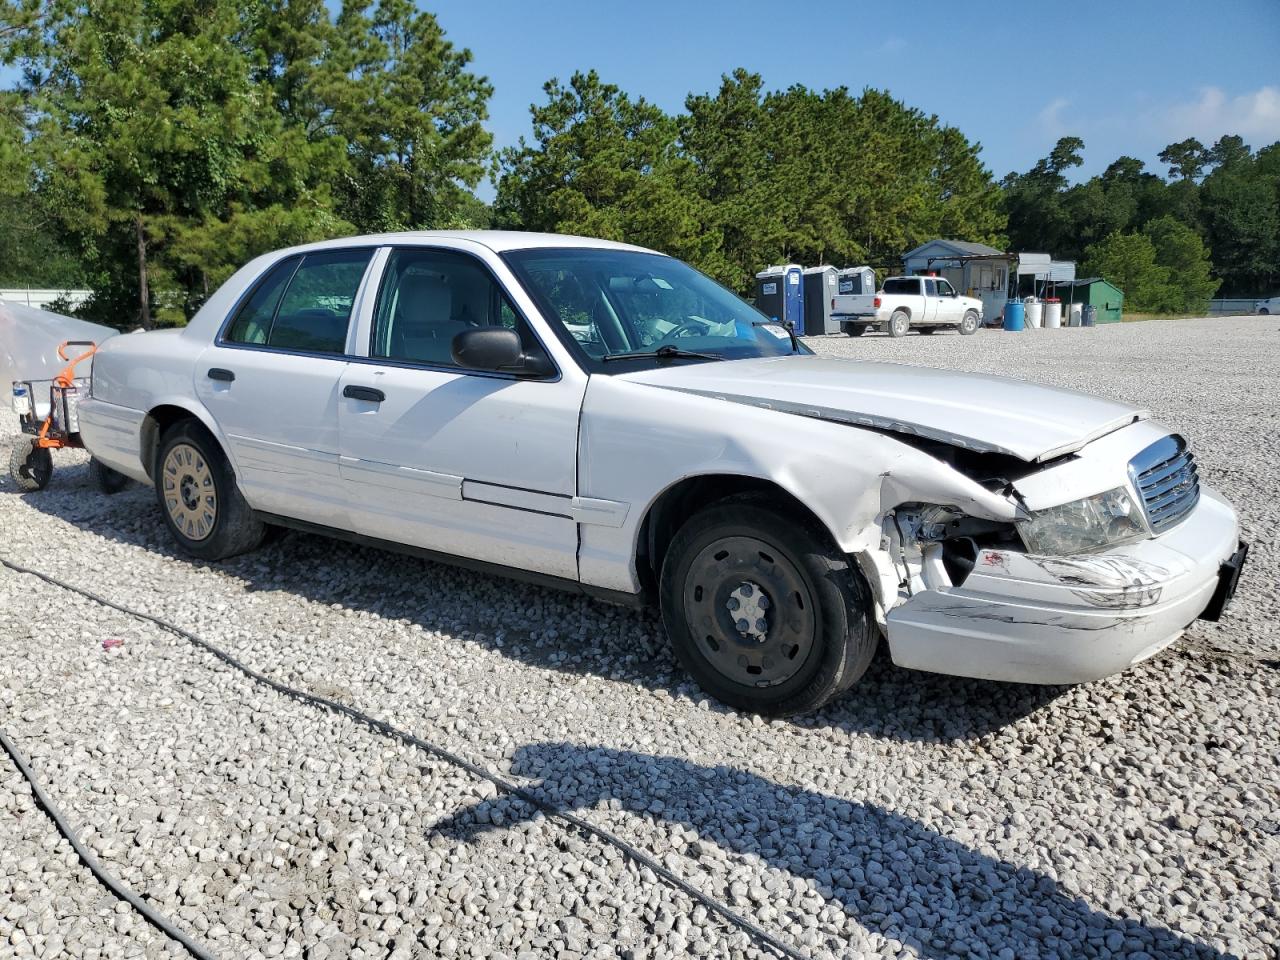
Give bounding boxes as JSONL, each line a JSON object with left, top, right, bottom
{"left": 35, "top": 340, "right": 97, "bottom": 448}
{"left": 8, "top": 339, "right": 109, "bottom": 492}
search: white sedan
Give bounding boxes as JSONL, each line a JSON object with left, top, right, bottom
{"left": 1257, "top": 296, "right": 1279, "bottom": 315}
{"left": 76, "top": 232, "right": 1248, "bottom": 715}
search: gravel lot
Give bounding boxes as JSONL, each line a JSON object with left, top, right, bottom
{"left": 2, "top": 315, "right": 1277, "bottom": 960}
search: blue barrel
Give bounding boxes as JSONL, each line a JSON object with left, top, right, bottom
{"left": 1003, "top": 300, "right": 1026, "bottom": 331}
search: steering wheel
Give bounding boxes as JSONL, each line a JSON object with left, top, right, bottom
{"left": 654, "top": 317, "right": 711, "bottom": 345}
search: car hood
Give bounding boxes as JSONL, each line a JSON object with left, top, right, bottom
{"left": 614, "top": 355, "right": 1148, "bottom": 462}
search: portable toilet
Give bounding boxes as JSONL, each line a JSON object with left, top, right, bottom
{"left": 836, "top": 266, "right": 876, "bottom": 298}
{"left": 754, "top": 264, "right": 805, "bottom": 332}
{"left": 802, "top": 266, "right": 839, "bottom": 335}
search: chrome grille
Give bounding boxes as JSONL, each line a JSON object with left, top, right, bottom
{"left": 1129, "top": 434, "right": 1199, "bottom": 534}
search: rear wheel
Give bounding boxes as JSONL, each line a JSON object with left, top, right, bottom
{"left": 89, "top": 457, "right": 130, "bottom": 494}
{"left": 1261, "top": 307, "right": 1270, "bottom": 315}
{"left": 155, "top": 420, "right": 264, "bottom": 561}
{"left": 959, "top": 310, "right": 979, "bottom": 335}
{"left": 9, "top": 441, "right": 52, "bottom": 492}
{"left": 886, "top": 311, "right": 910, "bottom": 338}
{"left": 659, "top": 497, "right": 878, "bottom": 716}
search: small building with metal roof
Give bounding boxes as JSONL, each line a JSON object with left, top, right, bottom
{"left": 1053, "top": 277, "right": 1124, "bottom": 324}
{"left": 901, "top": 239, "right": 1014, "bottom": 325}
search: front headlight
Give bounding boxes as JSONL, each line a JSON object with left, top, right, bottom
{"left": 1017, "top": 486, "right": 1150, "bottom": 555}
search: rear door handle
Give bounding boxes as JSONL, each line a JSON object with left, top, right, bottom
{"left": 343, "top": 385, "right": 385, "bottom": 403}
{"left": 207, "top": 368, "right": 235, "bottom": 382}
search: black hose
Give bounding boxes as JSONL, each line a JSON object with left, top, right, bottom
{"left": 0, "top": 556, "right": 808, "bottom": 960}
{"left": 0, "top": 724, "right": 219, "bottom": 960}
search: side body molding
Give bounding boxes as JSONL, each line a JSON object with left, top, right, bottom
{"left": 339, "top": 455, "right": 463, "bottom": 500}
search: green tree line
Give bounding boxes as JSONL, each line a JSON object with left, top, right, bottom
{"left": 1, "top": 0, "right": 492, "bottom": 326}
{"left": 1003, "top": 134, "right": 1279, "bottom": 307}
{"left": 2, "top": 2, "right": 1277, "bottom": 327}
{"left": 493, "top": 69, "right": 1003, "bottom": 294}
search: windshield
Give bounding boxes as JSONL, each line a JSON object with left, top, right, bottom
{"left": 503, "top": 248, "right": 805, "bottom": 370}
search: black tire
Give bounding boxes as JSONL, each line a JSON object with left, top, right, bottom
{"left": 154, "top": 420, "right": 264, "bottom": 561}
{"left": 885, "top": 310, "right": 910, "bottom": 338}
{"left": 845, "top": 324, "right": 866, "bottom": 337}
{"left": 9, "top": 441, "right": 52, "bottom": 492}
{"left": 959, "top": 310, "right": 979, "bottom": 335}
{"left": 89, "top": 457, "right": 130, "bottom": 494}
{"left": 659, "top": 496, "right": 878, "bottom": 716}
{"left": 1260, "top": 308, "right": 1270, "bottom": 315}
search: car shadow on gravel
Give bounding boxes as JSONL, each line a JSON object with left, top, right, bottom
{"left": 436, "top": 742, "right": 1235, "bottom": 960}
{"left": 20, "top": 472, "right": 1065, "bottom": 743}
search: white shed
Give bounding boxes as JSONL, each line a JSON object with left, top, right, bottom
{"left": 902, "top": 239, "right": 1013, "bottom": 325}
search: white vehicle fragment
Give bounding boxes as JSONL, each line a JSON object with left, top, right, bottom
{"left": 0, "top": 299, "right": 117, "bottom": 396}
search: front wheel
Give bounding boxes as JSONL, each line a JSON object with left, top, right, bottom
{"left": 959, "top": 310, "right": 979, "bottom": 335}
{"left": 659, "top": 497, "right": 878, "bottom": 716}
{"left": 155, "top": 420, "right": 265, "bottom": 561}
{"left": 9, "top": 440, "right": 52, "bottom": 492}
{"left": 885, "top": 311, "right": 910, "bottom": 338}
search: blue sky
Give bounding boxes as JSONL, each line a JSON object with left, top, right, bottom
{"left": 428, "top": 0, "right": 1280, "bottom": 200}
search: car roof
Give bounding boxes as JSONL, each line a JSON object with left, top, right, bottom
{"left": 274, "top": 230, "right": 662, "bottom": 257}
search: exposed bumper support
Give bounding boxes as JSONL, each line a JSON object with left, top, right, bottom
{"left": 884, "top": 487, "right": 1242, "bottom": 684}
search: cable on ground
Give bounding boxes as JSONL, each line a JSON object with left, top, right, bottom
{"left": 0, "top": 555, "right": 808, "bottom": 960}
{"left": 0, "top": 722, "right": 219, "bottom": 960}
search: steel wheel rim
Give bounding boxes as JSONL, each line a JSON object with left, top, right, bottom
{"left": 162, "top": 443, "right": 217, "bottom": 541}
{"left": 962, "top": 314, "right": 977, "bottom": 333}
{"left": 682, "top": 534, "right": 818, "bottom": 689}
{"left": 893, "top": 315, "right": 908, "bottom": 335}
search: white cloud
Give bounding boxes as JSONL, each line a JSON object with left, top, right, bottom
{"left": 1036, "top": 97, "right": 1071, "bottom": 138}
{"left": 1164, "top": 85, "right": 1280, "bottom": 144}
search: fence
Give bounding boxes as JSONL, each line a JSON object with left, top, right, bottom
{"left": 0, "top": 288, "right": 93, "bottom": 311}
{"left": 1206, "top": 298, "right": 1261, "bottom": 316}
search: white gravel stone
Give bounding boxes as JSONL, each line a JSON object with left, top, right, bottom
{"left": 0, "top": 316, "right": 1276, "bottom": 959}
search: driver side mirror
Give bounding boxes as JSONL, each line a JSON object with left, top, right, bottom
{"left": 451, "top": 328, "right": 555, "bottom": 378}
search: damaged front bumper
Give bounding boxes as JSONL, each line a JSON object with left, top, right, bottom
{"left": 884, "top": 487, "right": 1243, "bottom": 684}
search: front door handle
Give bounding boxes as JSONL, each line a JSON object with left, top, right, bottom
{"left": 343, "top": 385, "right": 385, "bottom": 403}
{"left": 207, "top": 367, "right": 235, "bottom": 382}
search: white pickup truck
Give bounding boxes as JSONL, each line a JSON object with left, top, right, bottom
{"left": 832, "top": 275, "right": 983, "bottom": 338}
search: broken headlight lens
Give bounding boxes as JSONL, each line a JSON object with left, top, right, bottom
{"left": 1017, "top": 486, "right": 1150, "bottom": 555}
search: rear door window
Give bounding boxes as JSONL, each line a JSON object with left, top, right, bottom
{"left": 269, "top": 249, "right": 374, "bottom": 354}
{"left": 224, "top": 256, "right": 300, "bottom": 345}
